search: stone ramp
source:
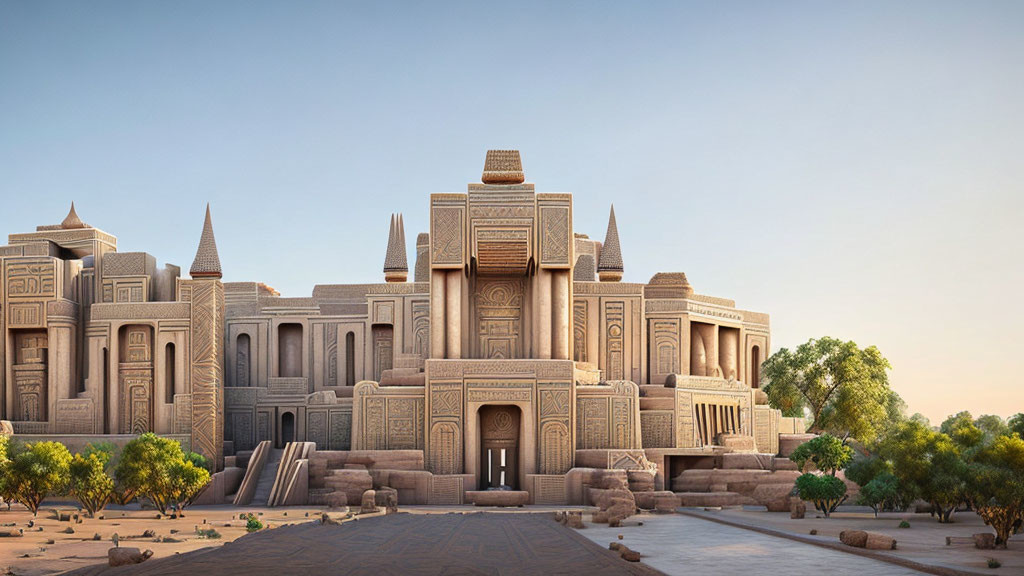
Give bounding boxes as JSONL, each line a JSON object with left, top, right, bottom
{"left": 63, "top": 513, "right": 663, "bottom": 576}
{"left": 250, "top": 448, "right": 282, "bottom": 506}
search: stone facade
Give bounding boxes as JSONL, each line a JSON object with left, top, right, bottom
{"left": 1, "top": 150, "right": 797, "bottom": 503}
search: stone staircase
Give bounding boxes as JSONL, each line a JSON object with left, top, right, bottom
{"left": 252, "top": 448, "right": 283, "bottom": 506}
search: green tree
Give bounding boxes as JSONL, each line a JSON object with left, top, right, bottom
{"left": 5, "top": 441, "right": 72, "bottom": 516}
{"left": 844, "top": 453, "right": 890, "bottom": 487}
{"left": 975, "top": 415, "right": 1010, "bottom": 439}
{"left": 1009, "top": 413, "right": 1024, "bottom": 439}
{"left": 876, "top": 420, "right": 967, "bottom": 523}
{"left": 168, "top": 459, "right": 211, "bottom": 517}
{"left": 965, "top": 435, "right": 1024, "bottom": 549}
{"left": 116, "top": 433, "right": 185, "bottom": 515}
{"left": 795, "top": 473, "right": 848, "bottom": 518}
{"left": 69, "top": 451, "right": 114, "bottom": 517}
{"left": 0, "top": 435, "right": 12, "bottom": 511}
{"left": 761, "top": 337, "right": 898, "bottom": 443}
{"left": 789, "top": 434, "right": 854, "bottom": 476}
{"left": 941, "top": 411, "right": 985, "bottom": 450}
{"left": 858, "top": 472, "right": 901, "bottom": 517}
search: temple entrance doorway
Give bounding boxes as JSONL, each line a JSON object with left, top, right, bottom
{"left": 478, "top": 405, "right": 521, "bottom": 490}
{"left": 280, "top": 411, "right": 295, "bottom": 447}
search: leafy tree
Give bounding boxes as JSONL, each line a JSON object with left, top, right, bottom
{"left": 0, "top": 435, "right": 12, "bottom": 511}
{"left": 168, "top": 459, "right": 211, "bottom": 517}
{"left": 844, "top": 453, "right": 890, "bottom": 487}
{"left": 116, "top": 433, "right": 185, "bottom": 515}
{"left": 762, "top": 337, "right": 898, "bottom": 442}
{"left": 795, "top": 473, "right": 847, "bottom": 517}
{"left": 1009, "top": 413, "right": 1024, "bottom": 440}
{"left": 975, "top": 415, "right": 1009, "bottom": 439}
{"left": 5, "top": 441, "right": 72, "bottom": 516}
{"left": 69, "top": 451, "right": 114, "bottom": 517}
{"left": 116, "top": 434, "right": 211, "bottom": 515}
{"left": 789, "top": 434, "right": 854, "bottom": 476}
{"left": 876, "top": 420, "right": 967, "bottom": 523}
{"left": 965, "top": 435, "right": 1024, "bottom": 548}
{"left": 858, "top": 472, "right": 901, "bottom": 517}
{"left": 941, "top": 411, "right": 985, "bottom": 450}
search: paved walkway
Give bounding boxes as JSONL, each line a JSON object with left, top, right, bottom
{"left": 579, "top": 514, "right": 926, "bottom": 576}
{"left": 65, "top": 512, "right": 661, "bottom": 576}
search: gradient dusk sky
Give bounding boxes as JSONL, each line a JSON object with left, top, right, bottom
{"left": 1, "top": 1, "right": 1021, "bottom": 424}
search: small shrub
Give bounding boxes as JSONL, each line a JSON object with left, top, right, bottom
{"left": 898, "top": 520, "right": 911, "bottom": 528}
{"left": 245, "top": 514, "right": 264, "bottom": 533}
{"left": 195, "top": 527, "right": 221, "bottom": 539}
{"left": 987, "top": 558, "right": 1001, "bottom": 569}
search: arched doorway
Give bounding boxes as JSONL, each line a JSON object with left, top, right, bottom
{"left": 478, "top": 405, "right": 521, "bottom": 490}
{"left": 280, "top": 411, "right": 295, "bottom": 447}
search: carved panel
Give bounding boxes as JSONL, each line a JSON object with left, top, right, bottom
{"left": 120, "top": 367, "right": 153, "bottom": 434}
{"left": 9, "top": 302, "right": 45, "bottom": 328}
{"left": 326, "top": 325, "right": 338, "bottom": 387}
{"left": 6, "top": 260, "right": 56, "bottom": 299}
{"left": 430, "top": 474, "right": 463, "bottom": 505}
{"left": 641, "top": 411, "right": 673, "bottom": 449}
{"left": 474, "top": 278, "right": 523, "bottom": 359}
{"left": 372, "top": 325, "right": 394, "bottom": 382}
{"left": 189, "top": 280, "right": 225, "bottom": 467}
{"left": 12, "top": 366, "right": 46, "bottom": 421}
{"left": 650, "top": 319, "right": 680, "bottom": 376}
{"left": 412, "top": 301, "right": 430, "bottom": 358}
{"left": 329, "top": 409, "right": 352, "bottom": 450}
{"left": 605, "top": 301, "right": 625, "bottom": 380}
{"left": 540, "top": 421, "right": 571, "bottom": 474}
{"left": 307, "top": 410, "right": 328, "bottom": 447}
{"left": 532, "top": 475, "right": 567, "bottom": 505}
{"left": 430, "top": 421, "right": 461, "bottom": 475}
{"left": 539, "top": 206, "right": 570, "bottom": 267}
{"left": 431, "top": 206, "right": 464, "bottom": 267}
{"left": 230, "top": 411, "right": 254, "bottom": 451}
{"left": 54, "top": 399, "right": 95, "bottom": 434}
{"left": 573, "top": 300, "right": 587, "bottom": 363}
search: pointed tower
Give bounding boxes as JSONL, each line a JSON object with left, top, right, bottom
{"left": 190, "top": 204, "right": 222, "bottom": 279}
{"left": 597, "top": 205, "right": 623, "bottom": 282}
{"left": 383, "top": 212, "right": 409, "bottom": 282}
{"left": 183, "top": 204, "right": 225, "bottom": 470}
{"left": 61, "top": 202, "right": 88, "bottom": 229}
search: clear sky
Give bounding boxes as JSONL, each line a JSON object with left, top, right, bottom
{"left": 1, "top": 1, "right": 1021, "bottom": 424}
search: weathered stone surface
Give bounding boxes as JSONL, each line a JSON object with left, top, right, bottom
{"left": 323, "top": 469, "right": 374, "bottom": 506}
{"left": 108, "top": 547, "right": 153, "bottom": 567}
{"left": 790, "top": 498, "right": 806, "bottom": 519}
{"left": 973, "top": 532, "right": 996, "bottom": 550}
{"left": 779, "top": 434, "right": 817, "bottom": 458}
{"left": 626, "top": 470, "right": 655, "bottom": 492}
{"left": 375, "top": 486, "right": 399, "bottom": 513}
{"left": 565, "top": 510, "right": 584, "bottom": 529}
{"left": 865, "top": 533, "right": 897, "bottom": 550}
{"left": 566, "top": 468, "right": 629, "bottom": 505}
{"left": 0, "top": 529, "right": 24, "bottom": 537}
{"left": 360, "top": 490, "right": 379, "bottom": 514}
{"left": 839, "top": 530, "right": 869, "bottom": 548}
{"left": 465, "top": 490, "right": 530, "bottom": 507}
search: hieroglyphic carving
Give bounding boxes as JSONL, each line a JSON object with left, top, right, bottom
{"left": 641, "top": 411, "right": 673, "bottom": 449}
{"left": 12, "top": 366, "right": 46, "bottom": 421}
{"left": 5, "top": 260, "right": 56, "bottom": 299}
{"left": 605, "top": 301, "right": 625, "bottom": 380}
{"left": 576, "top": 382, "right": 639, "bottom": 450}
{"left": 230, "top": 410, "right": 254, "bottom": 451}
{"left": 174, "top": 394, "right": 192, "bottom": 434}
{"left": 354, "top": 382, "right": 424, "bottom": 451}
{"left": 577, "top": 399, "right": 608, "bottom": 449}
{"left": 120, "top": 367, "right": 152, "bottom": 434}
{"left": 54, "top": 399, "right": 94, "bottom": 434}
{"left": 474, "top": 278, "right": 523, "bottom": 359}
{"left": 532, "top": 475, "right": 567, "bottom": 505}
{"left": 573, "top": 300, "right": 587, "bottom": 362}
{"left": 8, "top": 302, "right": 44, "bottom": 328}
{"left": 329, "top": 409, "right": 351, "bottom": 450}
{"left": 256, "top": 411, "right": 270, "bottom": 442}
{"left": 426, "top": 359, "right": 574, "bottom": 380}
{"left": 306, "top": 410, "right": 328, "bottom": 447}
{"left": 430, "top": 422, "right": 460, "bottom": 475}
{"left": 429, "top": 474, "right": 463, "bottom": 505}
{"left": 372, "top": 325, "right": 393, "bottom": 381}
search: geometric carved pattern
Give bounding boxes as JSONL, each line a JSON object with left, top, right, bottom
{"left": 189, "top": 280, "right": 225, "bottom": 469}
{"left": 650, "top": 319, "right": 680, "bottom": 377}
{"left": 539, "top": 206, "right": 570, "bottom": 267}
{"left": 431, "top": 206, "right": 464, "bottom": 267}
{"left": 604, "top": 302, "right": 624, "bottom": 380}
{"left": 573, "top": 300, "right": 587, "bottom": 362}
{"left": 575, "top": 382, "right": 638, "bottom": 450}
{"left": 428, "top": 383, "right": 463, "bottom": 475}
{"left": 5, "top": 260, "right": 56, "bottom": 299}
{"left": 474, "top": 278, "right": 523, "bottom": 359}
{"left": 640, "top": 411, "right": 673, "bottom": 449}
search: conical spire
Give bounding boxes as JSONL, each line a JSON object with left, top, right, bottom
{"left": 598, "top": 205, "right": 623, "bottom": 282}
{"left": 383, "top": 213, "right": 408, "bottom": 282}
{"left": 61, "top": 202, "right": 87, "bottom": 229}
{"left": 190, "top": 204, "right": 222, "bottom": 279}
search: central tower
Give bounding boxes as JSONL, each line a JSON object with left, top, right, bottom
{"left": 428, "top": 150, "right": 574, "bottom": 360}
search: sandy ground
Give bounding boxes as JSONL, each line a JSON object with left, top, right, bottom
{"left": 0, "top": 502, "right": 333, "bottom": 576}
{"left": 699, "top": 508, "right": 1024, "bottom": 574}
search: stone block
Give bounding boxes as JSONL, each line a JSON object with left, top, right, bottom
{"left": 790, "top": 499, "right": 806, "bottom": 519}
{"left": 565, "top": 468, "right": 629, "bottom": 504}
{"left": 323, "top": 469, "right": 373, "bottom": 505}
{"left": 465, "top": 490, "right": 530, "bottom": 507}
{"left": 973, "top": 533, "right": 996, "bottom": 550}
{"left": 108, "top": 547, "right": 153, "bottom": 567}
{"left": 368, "top": 469, "right": 432, "bottom": 504}
{"left": 627, "top": 470, "right": 655, "bottom": 492}
{"left": 865, "top": 533, "right": 897, "bottom": 550}
{"left": 839, "top": 530, "right": 869, "bottom": 548}
{"left": 375, "top": 486, "right": 399, "bottom": 513}
{"left": 360, "top": 490, "right": 379, "bottom": 514}
{"left": 778, "top": 434, "right": 816, "bottom": 458}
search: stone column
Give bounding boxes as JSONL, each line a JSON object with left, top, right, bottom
{"left": 719, "top": 328, "right": 739, "bottom": 381}
{"left": 552, "top": 271, "right": 569, "bottom": 360}
{"left": 537, "top": 269, "right": 552, "bottom": 360}
{"left": 430, "top": 270, "right": 446, "bottom": 359}
{"left": 445, "top": 270, "right": 461, "bottom": 359}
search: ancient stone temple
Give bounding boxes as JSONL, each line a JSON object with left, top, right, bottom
{"left": 0, "top": 151, "right": 805, "bottom": 506}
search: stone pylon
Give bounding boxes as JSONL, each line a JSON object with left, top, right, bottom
{"left": 384, "top": 213, "right": 408, "bottom": 282}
